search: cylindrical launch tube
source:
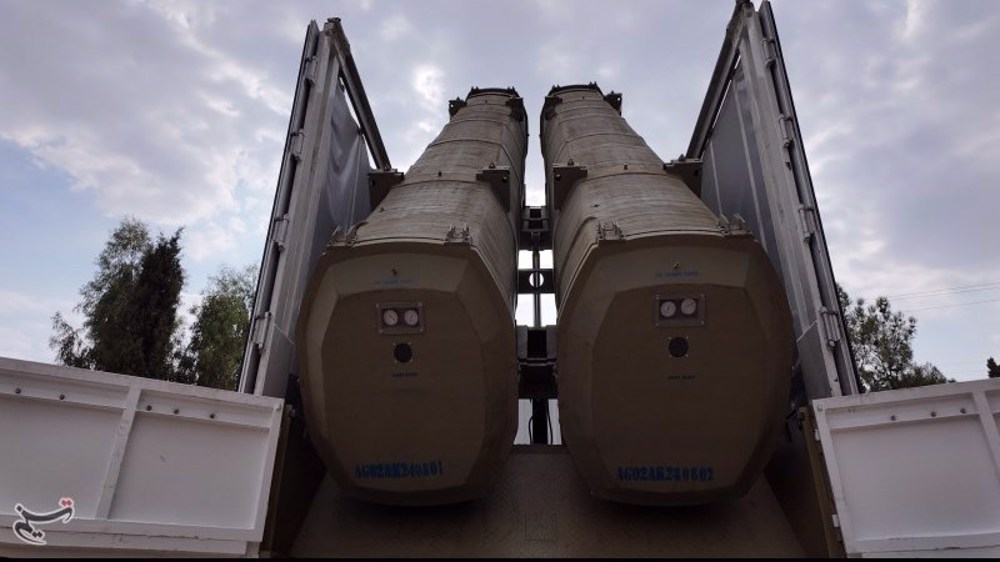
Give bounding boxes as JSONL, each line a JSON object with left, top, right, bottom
{"left": 296, "top": 87, "right": 526, "bottom": 505}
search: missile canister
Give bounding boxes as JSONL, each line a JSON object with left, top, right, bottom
{"left": 542, "top": 84, "right": 793, "bottom": 505}
{"left": 296, "top": 87, "right": 525, "bottom": 505}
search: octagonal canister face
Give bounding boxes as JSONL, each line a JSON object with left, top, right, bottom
{"left": 557, "top": 236, "right": 792, "bottom": 505}
{"left": 297, "top": 245, "right": 517, "bottom": 505}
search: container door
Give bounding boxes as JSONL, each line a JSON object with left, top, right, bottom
{"left": 239, "top": 20, "right": 390, "bottom": 397}
{"left": 687, "top": 0, "right": 858, "bottom": 400}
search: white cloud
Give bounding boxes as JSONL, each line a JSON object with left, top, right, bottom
{"left": 0, "top": 1, "right": 288, "bottom": 230}
{"left": 380, "top": 13, "right": 413, "bottom": 42}
{"left": 187, "top": 220, "right": 239, "bottom": 261}
{"left": 0, "top": 288, "right": 78, "bottom": 362}
{"left": 412, "top": 64, "right": 445, "bottom": 112}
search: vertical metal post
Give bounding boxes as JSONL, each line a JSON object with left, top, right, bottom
{"left": 532, "top": 233, "right": 542, "bottom": 330}
{"left": 530, "top": 231, "right": 549, "bottom": 444}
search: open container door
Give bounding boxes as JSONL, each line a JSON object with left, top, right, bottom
{"left": 239, "top": 18, "right": 390, "bottom": 399}
{"left": 687, "top": 0, "right": 858, "bottom": 402}
{"left": 813, "top": 378, "right": 1000, "bottom": 557}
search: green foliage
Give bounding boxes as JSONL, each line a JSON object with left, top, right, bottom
{"left": 50, "top": 218, "right": 185, "bottom": 380}
{"left": 183, "top": 265, "right": 257, "bottom": 390}
{"left": 128, "top": 231, "right": 185, "bottom": 380}
{"left": 837, "top": 285, "right": 947, "bottom": 392}
{"left": 49, "top": 312, "right": 91, "bottom": 368}
{"left": 81, "top": 217, "right": 153, "bottom": 374}
{"left": 988, "top": 357, "right": 1000, "bottom": 379}
{"left": 50, "top": 218, "right": 257, "bottom": 388}
{"left": 889, "top": 363, "right": 948, "bottom": 390}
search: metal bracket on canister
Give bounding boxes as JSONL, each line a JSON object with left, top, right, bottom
{"left": 476, "top": 164, "right": 512, "bottom": 212}
{"left": 506, "top": 96, "right": 526, "bottom": 122}
{"left": 329, "top": 223, "right": 362, "bottom": 248}
{"left": 718, "top": 214, "right": 751, "bottom": 238}
{"left": 368, "top": 168, "right": 404, "bottom": 209}
{"left": 603, "top": 91, "right": 623, "bottom": 114}
{"left": 448, "top": 97, "right": 467, "bottom": 118}
{"left": 596, "top": 220, "right": 625, "bottom": 243}
{"left": 445, "top": 223, "right": 472, "bottom": 245}
{"left": 541, "top": 94, "right": 563, "bottom": 121}
{"left": 551, "top": 162, "right": 588, "bottom": 211}
{"left": 662, "top": 157, "right": 703, "bottom": 198}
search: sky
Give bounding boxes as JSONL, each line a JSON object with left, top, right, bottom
{"left": 0, "top": 0, "right": 998, "bottom": 385}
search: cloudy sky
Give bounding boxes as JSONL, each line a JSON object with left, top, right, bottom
{"left": 1, "top": 0, "right": 997, "bottom": 383}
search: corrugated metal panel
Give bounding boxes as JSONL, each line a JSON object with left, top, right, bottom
{"left": 687, "top": 0, "right": 859, "bottom": 400}
{"left": 813, "top": 378, "right": 1000, "bottom": 557}
{"left": 0, "top": 357, "right": 283, "bottom": 556}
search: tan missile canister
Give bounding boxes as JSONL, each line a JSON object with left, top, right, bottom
{"left": 296, "top": 88, "right": 526, "bottom": 505}
{"left": 542, "top": 84, "right": 793, "bottom": 505}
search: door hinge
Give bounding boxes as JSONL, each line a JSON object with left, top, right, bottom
{"left": 778, "top": 114, "right": 795, "bottom": 150}
{"left": 797, "top": 205, "right": 818, "bottom": 241}
{"left": 252, "top": 312, "right": 272, "bottom": 349}
{"left": 818, "top": 307, "right": 842, "bottom": 348}
{"left": 273, "top": 214, "right": 290, "bottom": 250}
{"left": 289, "top": 130, "right": 305, "bottom": 160}
{"left": 762, "top": 38, "right": 778, "bottom": 68}
{"left": 304, "top": 56, "right": 318, "bottom": 84}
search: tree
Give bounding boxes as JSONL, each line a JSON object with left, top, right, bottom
{"left": 126, "top": 231, "right": 184, "bottom": 381}
{"left": 988, "top": 357, "right": 1000, "bottom": 379}
{"left": 837, "top": 284, "right": 947, "bottom": 392}
{"left": 182, "top": 265, "right": 257, "bottom": 390}
{"left": 50, "top": 218, "right": 185, "bottom": 381}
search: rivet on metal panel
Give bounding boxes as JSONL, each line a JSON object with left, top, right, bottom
{"left": 210, "top": 413, "right": 216, "bottom": 419}
{"left": 961, "top": 408, "right": 967, "bottom": 414}
{"left": 146, "top": 405, "right": 152, "bottom": 411}
{"left": 173, "top": 408, "right": 180, "bottom": 415}
{"left": 930, "top": 411, "right": 937, "bottom": 417}
{"left": 890, "top": 415, "right": 896, "bottom": 421}
{"left": 59, "top": 394, "right": 65, "bottom": 400}
{"left": 14, "top": 387, "right": 21, "bottom": 394}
